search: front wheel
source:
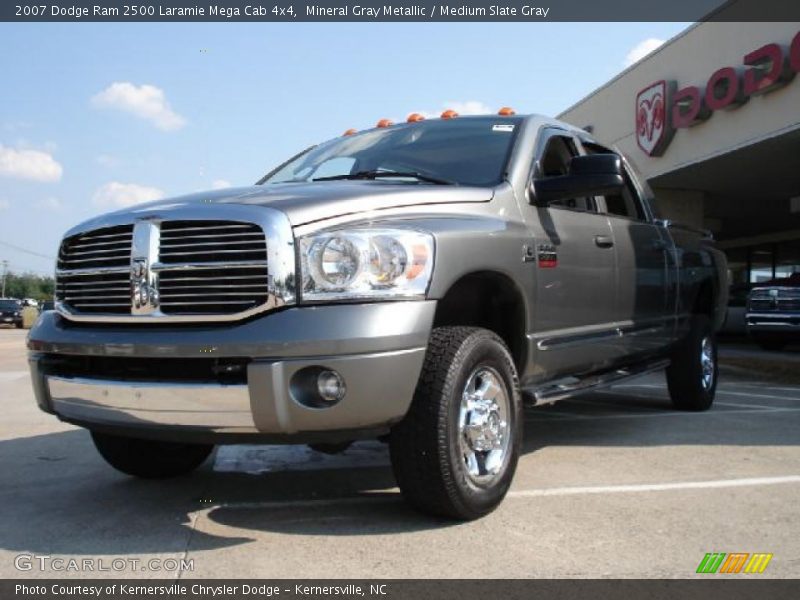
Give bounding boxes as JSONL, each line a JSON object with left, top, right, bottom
{"left": 390, "top": 327, "right": 522, "bottom": 520}
{"left": 91, "top": 432, "right": 214, "bottom": 478}
{"left": 666, "top": 316, "right": 717, "bottom": 411}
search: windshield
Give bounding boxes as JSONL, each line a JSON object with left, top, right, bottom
{"left": 0, "top": 300, "right": 20, "bottom": 310}
{"left": 259, "top": 116, "right": 522, "bottom": 187}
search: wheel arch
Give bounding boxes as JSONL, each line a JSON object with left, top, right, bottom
{"left": 432, "top": 270, "right": 528, "bottom": 372}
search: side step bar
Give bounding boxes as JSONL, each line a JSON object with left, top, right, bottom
{"left": 524, "top": 358, "right": 670, "bottom": 406}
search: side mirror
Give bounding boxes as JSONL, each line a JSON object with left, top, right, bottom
{"left": 531, "top": 153, "right": 625, "bottom": 205}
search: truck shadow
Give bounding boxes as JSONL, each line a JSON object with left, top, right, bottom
{"left": 1, "top": 381, "right": 798, "bottom": 556}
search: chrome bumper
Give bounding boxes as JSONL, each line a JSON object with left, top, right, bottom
{"left": 31, "top": 348, "right": 427, "bottom": 438}
{"left": 28, "top": 302, "right": 435, "bottom": 440}
{"left": 746, "top": 313, "right": 800, "bottom": 334}
{"left": 46, "top": 377, "right": 253, "bottom": 431}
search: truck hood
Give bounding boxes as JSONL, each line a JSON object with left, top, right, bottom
{"left": 120, "top": 181, "right": 494, "bottom": 227}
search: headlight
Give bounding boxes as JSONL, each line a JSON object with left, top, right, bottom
{"left": 299, "top": 228, "right": 434, "bottom": 301}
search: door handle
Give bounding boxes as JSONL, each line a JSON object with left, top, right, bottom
{"left": 594, "top": 235, "right": 614, "bottom": 248}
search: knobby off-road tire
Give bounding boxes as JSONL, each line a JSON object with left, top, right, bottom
{"left": 390, "top": 327, "right": 522, "bottom": 520}
{"left": 666, "top": 315, "right": 718, "bottom": 411}
{"left": 91, "top": 432, "right": 214, "bottom": 479}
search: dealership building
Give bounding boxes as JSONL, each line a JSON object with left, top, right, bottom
{"left": 559, "top": 15, "right": 800, "bottom": 286}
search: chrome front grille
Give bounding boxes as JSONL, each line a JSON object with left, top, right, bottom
{"left": 748, "top": 288, "right": 800, "bottom": 313}
{"left": 55, "top": 216, "right": 281, "bottom": 321}
{"left": 56, "top": 225, "right": 133, "bottom": 314}
{"left": 158, "top": 221, "right": 268, "bottom": 315}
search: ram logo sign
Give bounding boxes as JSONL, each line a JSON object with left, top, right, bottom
{"left": 696, "top": 552, "right": 773, "bottom": 574}
{"left": 635, "top": 80, "right": 675, "bottom": 157}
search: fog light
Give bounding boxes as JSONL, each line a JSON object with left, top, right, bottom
{"left": 317, "top": 370, "right": 346, "bottom": 403}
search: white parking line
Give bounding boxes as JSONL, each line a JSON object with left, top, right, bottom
{"left": 736, "top": 384, "right": 800, "bottom": 392}
{"left": 615, "top": 382, "right": 800, "bottom": 402}
{"left": 715, "top": 401, "right": 787, "bottom": 411}
{"left": 714, "top": 390, "right": 800, "bottom": 402}
{"left": 508, "top": 475, "right": 800, "bottom": 498}
{"left": 526, "top": 406, "right": 800, "bottom": 421}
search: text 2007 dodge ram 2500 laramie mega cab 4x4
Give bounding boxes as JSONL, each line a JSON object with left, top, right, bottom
{"left": 29, "top": 112, "right": 728, "bottom": 520}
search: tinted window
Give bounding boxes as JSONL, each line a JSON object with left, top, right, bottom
{"left": 603, "top": 173, "right": 646, "bottom": 221}
{"left": 0, "top": 300, "right": 20, "bottom": 310}
{"left": 537, "top": 135, "right": 597, "bottom": 212}
{"left": 582, "top": 142, "right": 646, "bottom": 221}
{"left": 261, "top": 117, "right": 521, "bottom": 187}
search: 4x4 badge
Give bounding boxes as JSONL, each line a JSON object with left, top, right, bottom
{"left": 537, "top": 243, "right": 558, "bottom": 268}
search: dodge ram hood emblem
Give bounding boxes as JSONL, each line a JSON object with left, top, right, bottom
{"left": 636, "top": 80, "right": 676, "bottom": 157}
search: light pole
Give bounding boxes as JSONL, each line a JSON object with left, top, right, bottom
{"left": 1, "top": 260, "right": 8, "bottom": 298}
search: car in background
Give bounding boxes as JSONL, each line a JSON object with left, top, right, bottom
{"left": 0, "top": 298, "right": 23, "bottom": 328}
{"left": 40, "top": 300, "right": 55, "bottom": 312}
{"left": 746, "top": 273, "right": 800, "bottom": 350}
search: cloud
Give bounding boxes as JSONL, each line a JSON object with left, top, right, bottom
{"left": 0, "top": 199, "right": 9, "bottom": 211}
{"left": 92, "top": 182, "right": 164, "bottom": 208}
{"left": 96, "top": 154, "right": 121, "bottom": 168}
{"left": 443, "top": 101, "right": 494, "bottom": 116}
{"left": 624, "top": 38, "right": 665, "bottom": 67}
{"left": 0, "top": 144, "right": 63, "bottom": 182}
{"left": 211, "top": 179, "right": 232, "bottom": 190}
{"left": 91, "top": 82, "right": 186, "bottom": 131}
{"left": 409, "top": 101, "right": 495, "bottom": 121}
{"left": 37, "top": 197, "right": 63, "bottom": 211}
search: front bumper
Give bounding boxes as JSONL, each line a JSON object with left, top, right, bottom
{"left": 28, "top": 302, "right": 435, "bottom": 443}
{"left": 746, "top": 313, "right": 800, "bottom": 336}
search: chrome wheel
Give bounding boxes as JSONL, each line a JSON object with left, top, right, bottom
{"left": 458, "top": 366, "right": 511, "bottom": 485}
{"left": 700, "top": 335, "right": 715, "bottom": 390}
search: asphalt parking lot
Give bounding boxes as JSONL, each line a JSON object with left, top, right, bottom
{"left": 1, "top": 327, "right": 798, "bottom": 579}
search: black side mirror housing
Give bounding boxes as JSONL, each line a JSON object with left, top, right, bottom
{"left": 531, "top": 153, "right": 625, "bottom": 205}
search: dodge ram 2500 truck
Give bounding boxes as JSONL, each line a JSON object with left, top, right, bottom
{"left": 746, "top": 273, "right": 800, "bottom": 350}
{"left": 28, "top": 112, "right": 728, "bottom": 520}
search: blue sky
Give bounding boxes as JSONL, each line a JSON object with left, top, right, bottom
{"left": 0, "top": 21, "right": 688, "bottom": 275}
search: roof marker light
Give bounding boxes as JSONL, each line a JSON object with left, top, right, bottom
{"left": 407, "top": 113, "right": 425, "bottom": 123}
{"left": 376, "top": 119, "right": 394, "bottom": 128}
{"left": 440, "top": 109, "right": 459, "bottom": 119}
{"left": 342, "top": 128, "right": 357, "bottom": 136}
{"left": 498, "top": 107, "right": 516, "bottom": 116}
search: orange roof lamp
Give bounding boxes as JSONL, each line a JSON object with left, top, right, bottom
{"left": 376, "top": 118, "right": 394, "bottom": 128}
{"left": 440, "top": 109, "right": 459, "bottom": 119}
{"left": 342, "top": 128, "right": 358, "bottom": 136}
{"left": 498, "top": 107, "right": 516, "bottom": 116}
{"left": 406, "top": 113, "right": 425, "bottom": 123}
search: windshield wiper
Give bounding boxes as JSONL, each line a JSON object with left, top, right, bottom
{"left": 313, "top": 170, "right": 456, "bottom": 185}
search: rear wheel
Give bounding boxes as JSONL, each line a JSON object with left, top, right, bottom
{"left": 390, "top": 327, "right": 522, "bottom": 520}
{"left": 91, "top": 432, "right": 214, "bottom": 478}
{"left": 666, "top": 316, "right": 717, "bottom": 411}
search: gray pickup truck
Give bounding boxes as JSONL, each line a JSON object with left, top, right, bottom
{"left": 28, "top": 113, "right": 728, "bottom": 520}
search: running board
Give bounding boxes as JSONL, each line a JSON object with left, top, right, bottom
{"left": 524, "top": 359, "right": 670, "bottom": 406}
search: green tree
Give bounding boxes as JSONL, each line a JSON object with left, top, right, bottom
{"left": 2, "top": 271, "right": 55, "bottom": 301}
